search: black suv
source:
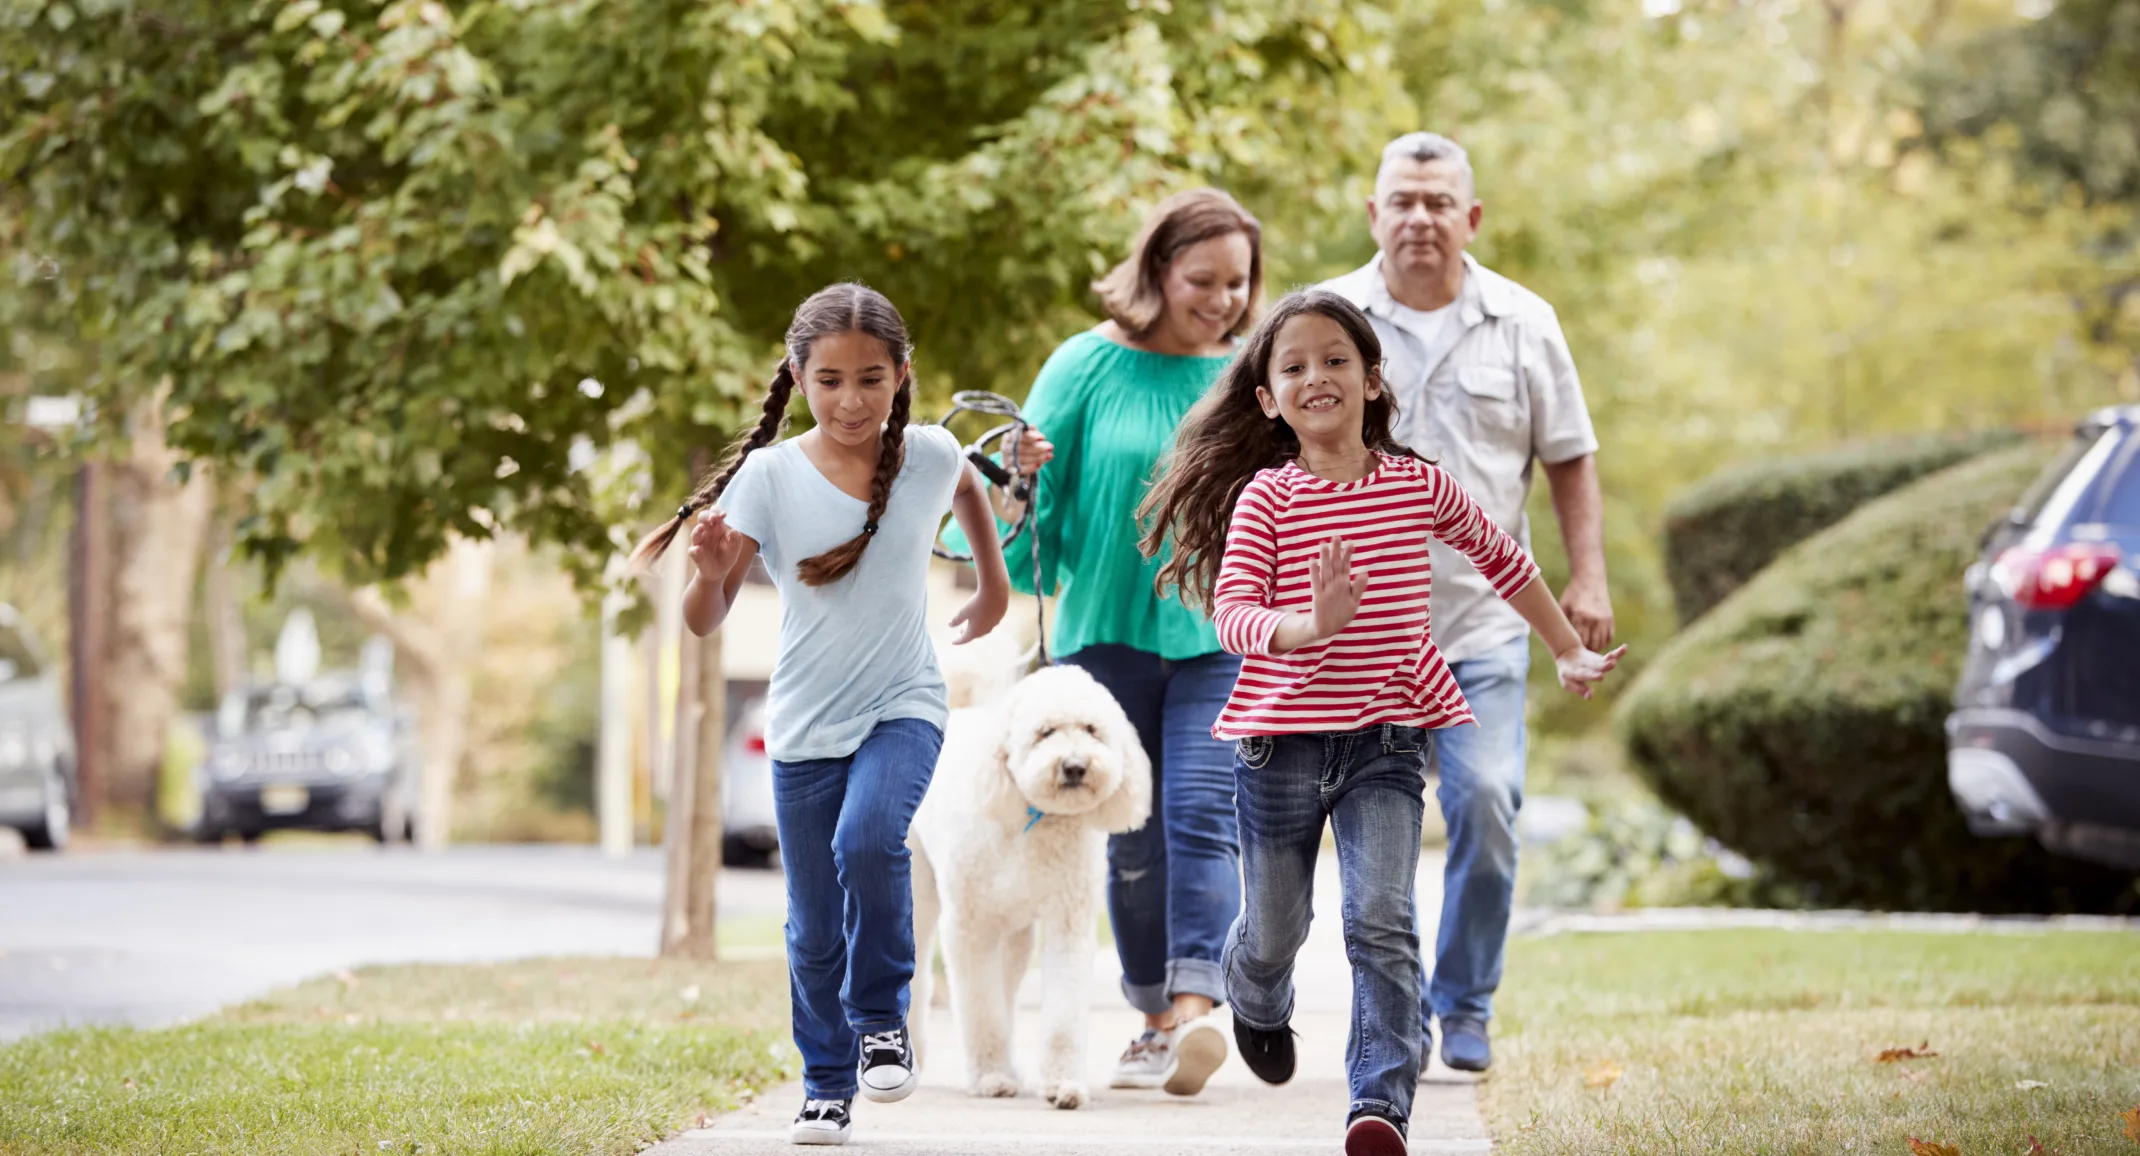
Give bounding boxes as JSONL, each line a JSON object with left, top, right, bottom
{"left": 1948, "top": 406, "right": 2140, "bottom": 870}
{"left": 0, "top": 605, "right": 75, "bottom": 851}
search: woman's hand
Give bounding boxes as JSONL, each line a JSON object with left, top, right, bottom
{"left": 949, "top": 584, "right": 1009, "bottom": 645}
{"left": 1009, "top": 425, "right": 1054, "bottom": 476}
{"left": 686, "top": 509, "right": 749, "bottom": 582}
{"left": 1553, "top": 643, "right": 1627, "bottom": 699}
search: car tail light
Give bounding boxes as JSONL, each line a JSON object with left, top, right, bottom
{"left": 744, "top": 733, "right": 766, "bottom": 756}
{"left": 1994, "top": 542, "right": 2123, "bottom": 610}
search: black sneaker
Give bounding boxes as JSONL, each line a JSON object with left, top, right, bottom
{"left": 1232, "top": 1016, "right": 1297, "bottom": 1085}
{"left": 1344, "top": 1109, "right": 1409, "bottom": 1156}
{"left": 790, "top": 1097, "right": 852, "bottom": 1146}
{"left": 858, "top": 1023, "right": 919, "bottom": 1103}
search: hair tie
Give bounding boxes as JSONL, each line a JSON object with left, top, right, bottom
{"left": 676, "top": 502, "right": 696, "bottom": 522}
{"left": 863, "top": 521, "right": 879, "bottom": 536}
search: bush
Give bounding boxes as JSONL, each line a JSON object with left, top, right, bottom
{"left": 1661, "top": 429, "right": 2019, "bottom": 624}
{"left": 1617, "top": 441, "right": 2140, "bottom": 913}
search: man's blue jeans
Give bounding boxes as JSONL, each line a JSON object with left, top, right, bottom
{"left": 1224, "top": 724, "right": 1428, "bottom": 1127}
{"left": 1420, "top": 634, "right": 1530, "bottom": 1027}
{"left": 1061, "top": 644, "right": 1242, "bottom": 1014}
{"left": 771, "top": 717, "right": 943, "bottom": 1099}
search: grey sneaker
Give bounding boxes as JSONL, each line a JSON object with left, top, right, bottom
{"left": 1439, "top": 1015, "right": 1492, "bottom": 1073}
{"left": 1108, "top": 1028, "right": 1175, "bottom": 1089}
{"left": 1164, "top": 1017, "right": 1228, "bottom": 1097}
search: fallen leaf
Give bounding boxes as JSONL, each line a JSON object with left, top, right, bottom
{"left": 499, "top": 977, "right": 524, "bottom": 991}
{"left": 121, "top": 1078, "right": 135, "bottom": 1090}
{"left": 1906, "top": 1138, "right": 1960, "bottom": 1156}
{"left": 1583, "top": 1063, "right": 1624, "bottom": 1089}
{"left": 695, "top": 1114, "right": 709, "bottom": 1129}
{"left": 2022, "top": 1135, "right": 2050, "bottom": 1155}
{"left": 1877, "top": 1041, "right": 1940, "bottom": 1063}
{"left": 2123, "top": 1106, "right": 2140, "bottom": 1142}
{"left": 2015, "top": 1080, "right": 2050, "bottom": 1091}
{"left": 332, "top": 969, "right": 360, "bottom": 988}
{"left": 586, "top": 1040, "right": 607, "bottom": 1055}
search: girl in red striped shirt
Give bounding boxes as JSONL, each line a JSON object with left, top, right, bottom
{"left": 1139, "top": 289, "right": 1622, "bottom": 1155}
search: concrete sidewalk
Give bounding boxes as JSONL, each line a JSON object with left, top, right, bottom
{"left": 652, "top": 854, "right": 1490, "bottom": 1155}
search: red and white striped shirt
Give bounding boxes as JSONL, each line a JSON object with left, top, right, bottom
{"left": 1210, "top": 453, "right": 1541, "bottom": 740}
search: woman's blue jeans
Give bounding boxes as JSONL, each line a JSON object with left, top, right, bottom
{"left": 1061, "top": 644, "right": 1243, "bottom": 1015}
{"left": 771, "top": 717, "right": 943, "bottom": 1099}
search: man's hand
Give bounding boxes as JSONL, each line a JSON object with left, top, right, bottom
{"left": 1559, "top": 575, "right": 1614, "bottom": 653}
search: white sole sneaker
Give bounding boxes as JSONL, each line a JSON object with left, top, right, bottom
{"left": 789, "top": 1121, "right": 851, "bottom": 1145}
{"left": 1164, "top": 1018, "right": 1227, "bottom": 1097}
{"left": 859, "top": 1064, "right": 918, "bottom": 1103}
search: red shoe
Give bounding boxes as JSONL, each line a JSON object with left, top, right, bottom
{"left": 1345, "top": 1111, "right": 1409, "bottom": 1156}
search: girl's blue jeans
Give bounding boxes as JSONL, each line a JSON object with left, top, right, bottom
{"left": 1223, "top": 723, "right": 1429, "bottom": 1129}
{"left": 1060, "top": 644, "right": 1242, "bottom": 1015}
{"left": 771, "top": 717, "right": 943, "bottom": 1099}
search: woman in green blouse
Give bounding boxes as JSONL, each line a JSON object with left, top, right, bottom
{"left": 1006, "top": 188, "right": 1263, "bottom": 1097}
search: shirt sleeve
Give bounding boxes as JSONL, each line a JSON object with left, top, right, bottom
{"left": 715, "top": 449, "right": 776, "bottom": 567}
{"left": 1425, "top": 463, "right": 1540, "bottom": 602}
{"left": 1526, "top": 303, "right": 1600, "bottom": 466}
{"left": 1211, "top": 476, "right": 1288, "bottom": 656}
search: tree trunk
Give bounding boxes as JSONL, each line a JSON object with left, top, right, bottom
{"left": 659, "top": 622, "right": 703, "bottom": 955}
{"left": 99, "top": 393, "right": 215, "bottom": 818}
{"left": 346, "top": 536, "right": 493, "bottom": 850}
{"left": 596, "top": 589, "right": 635, "bottom": 858}
{"left": 201, "top": 515, "right": 249, "bottom": 700}
{"left": 680, "top": 628, "right": 725, "bottom": 958}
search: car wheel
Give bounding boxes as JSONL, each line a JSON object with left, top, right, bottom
{"left": 722, "top": 833, "right": 773, "bottom": 869}
{"left": 23, "top": 770, "right": 69, "bottom": 853}
{"left": 193, "top": 824, "right": 223, "bottom": 845}
{"left": 239, "top": 829, "right": 264, "bottom": 846}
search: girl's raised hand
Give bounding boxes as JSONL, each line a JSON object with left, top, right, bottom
{"left": 1308, "top": 537, "right": 1366, "bottom": 644}
{"left": 1553, "top": 643, "right": 1627, "bottom": 699}
{"left": 948, "top": 584, "right": 1008, "bottom": 646}
{"left": 686, "top": 508, "right": 748, "bottom": 581}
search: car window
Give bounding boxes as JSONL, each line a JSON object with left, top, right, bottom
{"left": 2087, "top": 431, "right": 2140, "bottom": 524}
{"left": 2021, "top": 427, "right": 2122, "bottom": 545}
{"left": 0, "top": 624, "right": 42, "bottom": 681}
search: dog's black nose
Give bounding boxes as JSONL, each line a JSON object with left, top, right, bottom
{"left": 1060, "top": 757, "right": 1087, "bottom": 786}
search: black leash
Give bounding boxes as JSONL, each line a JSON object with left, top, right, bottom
{"left": 932, "top": 391, "right": 1049, "bottom": 666}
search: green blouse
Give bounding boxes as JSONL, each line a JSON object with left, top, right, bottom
{"left": 951, "top": 329, "right": 1233, "bottom": 661}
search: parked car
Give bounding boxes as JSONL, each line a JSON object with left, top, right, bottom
{"left": 196, "top": 673, "right": 420, "bottom": 844}
{"left": 1948, "top": 405, "right": 2140, "bottom": 870}
{"left": 0, "top": 606, "right": 75, "bottom": 852}
{"left": 722, "top": 695, "right": 778, "bottom": 867}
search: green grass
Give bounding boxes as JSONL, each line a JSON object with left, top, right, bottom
{"left": 1485, "top": 930, "right": 2140, "bottom": 1155}
{"left": 0, "top": 956, "right": 797, "bottom": 1156}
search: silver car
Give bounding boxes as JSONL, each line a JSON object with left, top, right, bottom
{"left": 0, "top": 605, "right": 75, "bottom": 852}
{"left": 196, "top": 674, "right": 421, "bottom": 844}
{"left": 722, "top": 696, "right": 778, "bottom": 867}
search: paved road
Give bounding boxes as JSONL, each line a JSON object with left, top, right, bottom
{"left": 0, "top": 843, "right": 787, "bottom": 1041}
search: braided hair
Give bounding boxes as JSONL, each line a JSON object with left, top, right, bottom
{"left": 630, "top": 283, "right": 914, "bottom": 586}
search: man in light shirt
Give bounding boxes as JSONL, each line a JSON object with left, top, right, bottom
{"left": 1322, "top": 132, "right": 1614, "bottom": 1074}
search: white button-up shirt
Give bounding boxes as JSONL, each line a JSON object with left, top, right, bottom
{"left": 1320, "top": 253, "right": 1599, "bottom": 664}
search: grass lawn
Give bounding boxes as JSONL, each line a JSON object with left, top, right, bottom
{"left": 0, "top": 955, "right": 797, "bottom": 1156}
{"left": 1485, "top": 930, "right": 2140, "bottom": 1155}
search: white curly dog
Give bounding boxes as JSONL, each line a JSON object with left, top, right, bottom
{"left": 909, "top": 661, "right": 1152, "bottom": 1110}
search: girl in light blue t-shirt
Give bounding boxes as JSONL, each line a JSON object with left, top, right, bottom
{"left": 633, "top": 283, "right": 1012, "bottom": 1147}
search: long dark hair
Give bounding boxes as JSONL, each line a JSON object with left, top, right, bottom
{"left": 630, "top": 283, "right": 915, "bottom": 586}
{"left": 1137, "top": 289, "right": 1421, "bottom": 610}
{"left": 1092, "top": 188, "right": 1265, "bottom": 340}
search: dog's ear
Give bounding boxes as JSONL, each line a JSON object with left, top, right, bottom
{"left": 1089, "top": 701, "right": 1153, "bottom": 835}
{"left": 971, "top": 710, "right": 1027, "bottom": 826}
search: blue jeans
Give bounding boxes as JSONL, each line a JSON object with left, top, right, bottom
{"left": 1061, "top": 644, "right": 1242, "bottom": 1015}
{"left": 1420, "top": 634, "right": 1530, "bottom": 1027}
{"left": 1224, "top": 724, "right": 1429, "bottom": 1127}
{"left": 772, "top": 717, "right": 944, "bottom": 1099}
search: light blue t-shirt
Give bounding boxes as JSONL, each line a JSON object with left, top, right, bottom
{"left": 717, "top": 424, "right": 964, "bottom": 762}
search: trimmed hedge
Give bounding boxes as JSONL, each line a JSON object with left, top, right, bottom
{"left": 1618, "top": 441, "right": 2140, "bottom": 913}
{"left": 1662, "top": 429, "right": 2019, "bottom": 625}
